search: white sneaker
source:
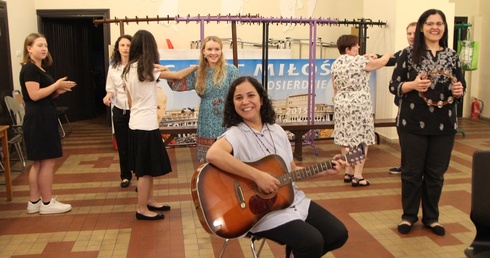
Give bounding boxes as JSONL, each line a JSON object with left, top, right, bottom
{"left": 27, "top": 200, "right": 41, "bottom": 214}
{"left": 39, "top": 197, "right": 72, "bottom": 215}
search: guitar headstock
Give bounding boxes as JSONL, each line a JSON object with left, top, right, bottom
{"left": 345, "top": 142, "right": 367, "bottom": 166}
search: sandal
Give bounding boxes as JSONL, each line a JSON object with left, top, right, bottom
{"left": 344, "top": 173, "right": 354, "bottom": 183}
{"left": 352, "top": 177, "right": 370, "bottom": 187}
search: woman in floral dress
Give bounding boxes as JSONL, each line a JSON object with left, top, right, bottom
{"left": 331, "top": 34, "right": 390, "bottom": 186}
{"left": 170, "top": 36, "right": 239, "bottom": 162}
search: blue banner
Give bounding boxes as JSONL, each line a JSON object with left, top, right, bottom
{"left": 159, "top": 59, "right": 375, "bottom": 111}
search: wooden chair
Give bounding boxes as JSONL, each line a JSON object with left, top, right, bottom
{"left": 465, "top": 150, "right": 490, "bottom": 257}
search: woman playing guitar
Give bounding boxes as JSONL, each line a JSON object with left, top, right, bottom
{"left": 205, "top": 76, "right": 349, "bottom": 258}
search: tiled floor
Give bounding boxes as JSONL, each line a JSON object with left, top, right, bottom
{"left": 0, "top": 117, "right": 489, "bottom": 258}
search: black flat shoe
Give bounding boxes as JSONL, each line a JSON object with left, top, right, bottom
{"left": 425, "top": 224, "right": 445, "bottom": 236}
{"left": 397, "top": 221, "right": 412, "bottom": 234}
{"left": 147, "top": 204, "right": 171, "bottom": 211}
{"left": 120, "top": 179, "right": 130, "bottom": 188}
{"left": 135, "top": 212, "right": 164, "bottom": 220}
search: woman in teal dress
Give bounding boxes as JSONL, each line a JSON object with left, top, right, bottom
{"left": 170, "top": 36, "right": 239, "bottom": 162}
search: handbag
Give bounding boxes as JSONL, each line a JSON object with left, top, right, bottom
{"left": 457, "top": 30, "right": 479, "bottom": 71}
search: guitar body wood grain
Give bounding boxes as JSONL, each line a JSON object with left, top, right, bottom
{"left": 191, "top": 155, "right": 294, "bottom": 239}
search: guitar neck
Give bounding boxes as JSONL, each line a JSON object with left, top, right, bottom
{"left": 276, "top": 156, "right": 345, "bottom": 186}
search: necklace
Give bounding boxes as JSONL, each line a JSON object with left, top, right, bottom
{"left": 244, "top": 123, "right": 277, "bottom": 155}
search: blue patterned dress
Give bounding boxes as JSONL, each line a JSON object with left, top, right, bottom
{"left": 171, "top": 64, "right": 239, "bottom": 161}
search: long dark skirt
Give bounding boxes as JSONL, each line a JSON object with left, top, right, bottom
{"left": 129, "top": 129, "right": 171, "bottom": 178}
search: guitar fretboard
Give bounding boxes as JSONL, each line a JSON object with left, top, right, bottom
{"left": 277, "top": 160, "right": 335, "bottom": 186}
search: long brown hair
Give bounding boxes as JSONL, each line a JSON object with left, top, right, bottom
{"left": 195, "top": 36, "right": 227, "bottom": 95}
{"left": 21, "top": 33, "right": 53, "bottom": 66}
{"left": 122, "top": 30, "right": 159, "bottom": 82}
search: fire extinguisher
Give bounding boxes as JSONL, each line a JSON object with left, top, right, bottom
{"left": 471, "top": 97, "right": 484, "bottom": 119}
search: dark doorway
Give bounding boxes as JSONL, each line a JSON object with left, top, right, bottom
{"left": 37, "top": 9, "right": 110, "bottom": 122}
{"left": 0, "top": 1, "right": 13, "bottom": 94}
{"left": 0, "top": 1, "right": 14, "bottom": 134}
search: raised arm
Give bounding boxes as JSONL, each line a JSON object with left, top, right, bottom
{"left": 25, "top": 76, "right": 76, "bottom": 101}
{"left": 365, "top": 53, "right": 391, "bottom": 71}
{"left": 155, "top": 64, "right": 198, "bottom": 81}
{"left": 389, "top": 49, "right": 431, "bottom": 97}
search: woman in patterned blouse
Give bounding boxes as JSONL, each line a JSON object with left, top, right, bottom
{"left": 389, "top": 9, "right": 466, "bottom": 236}
{"left": 331, "top": 35, "right": 390, "bottom": 187}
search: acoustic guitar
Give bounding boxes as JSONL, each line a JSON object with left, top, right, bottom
{"left": 190, "top": 143, "right": 366, "bottom": 239}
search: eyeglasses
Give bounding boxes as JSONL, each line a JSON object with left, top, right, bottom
{"left": 424, "top": 22, "right": 445, "bottom": 27}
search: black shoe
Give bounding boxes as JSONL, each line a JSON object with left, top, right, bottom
{"left": 352, "top": 177, "right": 370, "bottom": 187}
{"left": 343, "top": 173, "right": 354, "bottom": 183}
{"left": 397, "top": 221, "right": 412, "bottom": 234}
{"left": 389, "top": 166, "right": 402, "bottom": 174}
{"left": 426, "top": 224, "right": 445, "bottom": 236}
{"left": 120, "top": 179, "right": 130, "bottom": 188}
{"left": 147, "top": 204, "right": 171, "bottom": 211}
{"left": 135, "top": 212, "right": 164, "bottom": 220}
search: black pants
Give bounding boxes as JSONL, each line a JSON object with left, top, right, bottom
{"left": 112, "top": 106, "right": 132, "bottom": 181}
{"left": 398, "top": 130, "right": 455, "bottom": 225}
{"left": 253, "top": 201, "right": 348, "bottom": 258}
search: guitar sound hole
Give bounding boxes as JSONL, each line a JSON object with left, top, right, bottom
{"left": 249, "top": 195, "right": 277, "bottom": 214}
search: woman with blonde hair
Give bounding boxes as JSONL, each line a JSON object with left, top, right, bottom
{"left": 169, "top": 36, "right": 239, "bottom": 162}
{"left": 20, "top": 33, "right": 76, "bottom": 214}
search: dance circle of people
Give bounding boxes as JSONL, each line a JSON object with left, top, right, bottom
{"left": 17, "top": 7, "right": 465, "bottom": 257}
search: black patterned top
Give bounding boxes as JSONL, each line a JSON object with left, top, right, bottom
{"left": 389, "top": 46, "right": 466, "bottom": 135}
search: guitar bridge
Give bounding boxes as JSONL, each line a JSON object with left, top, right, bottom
{"left": 234, "top": 180, "right": 246, "bottom": 209}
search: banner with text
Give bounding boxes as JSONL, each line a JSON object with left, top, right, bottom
{"left": 159, "top": 59, "right": 376, "bottom": 112}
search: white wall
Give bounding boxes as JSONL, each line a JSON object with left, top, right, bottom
{"left": 4, "top": 0, "right": 37, "bottom": 95}
{"left": 471, "top": 1, "right": 489, "bottom": 120}
{"left": 31, "top": 0, "right": 362, "bottom": 51}
{"left": 6, "top": 0, "right": 364, "bottom": 89}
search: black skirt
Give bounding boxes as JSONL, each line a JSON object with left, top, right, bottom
{"left": 129, "top": 129, "right": 172, "bottom": 178}
{"left": 23, "top": 104, "right": 62, "bottom": 160}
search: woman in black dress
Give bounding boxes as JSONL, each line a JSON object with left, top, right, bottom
{"left": 20, "top": 33, "right": 76, "bottom": 215}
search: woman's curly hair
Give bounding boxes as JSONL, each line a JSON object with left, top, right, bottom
{"left": 222, "top": 76, "right": 276, "bottom": 128}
